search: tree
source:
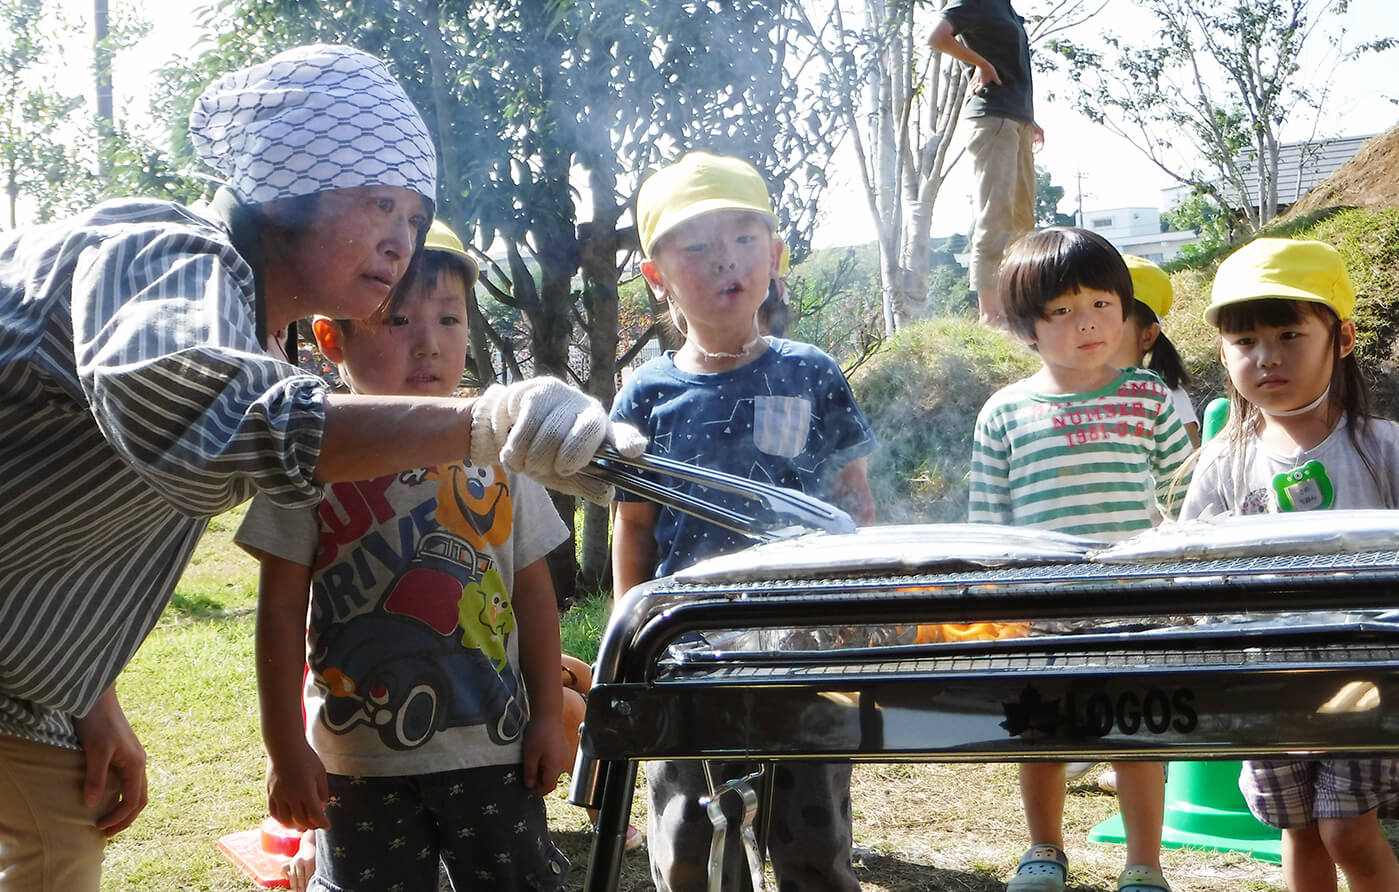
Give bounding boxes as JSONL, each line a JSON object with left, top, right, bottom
{"left": 191, "top": 0, "right": 841, "bottom": 594}
{"left": 562, "top": 2, "right": 841, "bottom": 583}
{"left": 0, "top": 0, "right": 82, "bottom": 227}
{"left": 1051, "top": 0, "right": 1359, "bottom": 232}
{"left": 1162, "top": 190, "right": 1233, "bottom": 262}
{"left": 797, "top": 0, "right": 967, "bottom": 333}
{"left": 0, "top": 1, "right": 192, "bottom": 226}
{"left": 786, "top": 245, "right": 885, "bottom": 368}
{"left": 798, "top": 0, "right": 1101, "bottom": 333}
{"left": 1034, "top": 165, "right": 1073, "bottom": 227}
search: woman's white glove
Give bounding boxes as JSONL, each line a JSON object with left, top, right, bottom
{"left": 470, "top": 378, "right": 647, "bottom": 503}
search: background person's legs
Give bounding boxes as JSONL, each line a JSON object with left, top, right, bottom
{"left": 1018, "top": 761, "right": 1067, "bottom": 851}
{"left": 1112, "top": 761, "right": 1165, "bottom": 872}
{"left": 1011, "top": 121, "right": 1037, "bottom": 240}
{"left": 1282, "top": 825, "right": 1339, "bottom": 892}
{"left": 968, "top": 116, "right": 1036, "bottom": 326}
{"left": 0, "top": 735, "right": 117, "bottom": 892}
{"left": 645, "top": 759, "right": 859, "bottom": 892}
{"left": 764, "top": 762, "right": 861, "bottom": 892}
{"left": 646, "top": 759, "right": 759, "bottom": 892}
{"left": 1318, "top": 812, "right": 1399, "bottom": 892}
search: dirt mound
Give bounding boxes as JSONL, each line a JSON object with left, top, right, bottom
{"left": 1285, "top": 124, "right": 1399, "bottom": 217}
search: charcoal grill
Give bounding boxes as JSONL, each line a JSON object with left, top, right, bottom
{"left": 569, "top": 513, "right": 1399, "bottom": 890}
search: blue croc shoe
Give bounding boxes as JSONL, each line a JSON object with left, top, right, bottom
{"left": 1006, "top": 843, "right": 1068, "bottom": 892}
{"left": 1117, "top": 864, "right": 1171, "bottom": 892}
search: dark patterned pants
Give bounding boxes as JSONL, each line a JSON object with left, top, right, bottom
{"left": 310, "top": 765, "right": 568, "bottom": 891}
{"left": 644, "top": 759, "right": 861, "bottom": 892}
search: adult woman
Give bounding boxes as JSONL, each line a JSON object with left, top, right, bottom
{"left": 0, "top": 44, "right": 637, "bottom": 890}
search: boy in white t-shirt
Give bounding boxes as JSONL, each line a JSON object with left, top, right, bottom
{"left": 236, "top": 221, "right": 572, "bottom": 891}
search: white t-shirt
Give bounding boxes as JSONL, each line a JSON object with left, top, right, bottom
{"left": 1170, "top": 386, "right": 1198, "bottom": 427}
{"left": 237, "top": 461, "right": 567, "bottom": 776}
{"left": 1180, "top": 416, "right": 1399, "bottom": 519}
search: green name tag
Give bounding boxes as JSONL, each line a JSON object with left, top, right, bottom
{"left": 1272, "top": 460, "right": 1334, "bottom": 512}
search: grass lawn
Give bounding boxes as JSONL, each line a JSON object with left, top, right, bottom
{"left": 104, "top": 511, "right": 1374, "bottom": 891}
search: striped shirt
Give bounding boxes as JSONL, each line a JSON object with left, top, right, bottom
{"left": 969, "top": 367, "right": 1192, "bottom": 540}
{"left": 0, "top": 198, "right": 328, "bottom": 749}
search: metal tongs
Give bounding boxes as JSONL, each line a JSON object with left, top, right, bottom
{"left": 585, "top": 447, "right": 856, "bottom": 542}
{"left": 700, "top": 766, "right": 767, "bottom": 892}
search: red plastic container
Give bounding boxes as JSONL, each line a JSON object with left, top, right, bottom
{"left": 216, "top": 817, "right": 303, "bottom": 888}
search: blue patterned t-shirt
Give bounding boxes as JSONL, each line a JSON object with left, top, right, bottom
{"left": 610, "top": 338, "right": 876, "bottom": 577}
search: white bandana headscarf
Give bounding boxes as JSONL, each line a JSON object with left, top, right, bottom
{"left": 188, "top": 44, "right": 437, "bottom": 207}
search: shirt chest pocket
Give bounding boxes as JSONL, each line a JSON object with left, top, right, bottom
{"left": 752, "top": 395, "right": 811, "bottom": 458}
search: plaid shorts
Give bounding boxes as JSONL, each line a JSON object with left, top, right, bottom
{"left": 1241, "top": 758, "right": 1399, "bottom": 829}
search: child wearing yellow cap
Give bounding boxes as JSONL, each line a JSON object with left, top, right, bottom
{"left": 237, "top": 219, "right": 577, "bottom": 890}
{"left": 1180, "top": 238, "right": 1399, "bottom": 892}
{"left": 611, "top": 152, "right": 876, "bottom": 891}
{"left": 1114, "top": 255, "right": 1201, "bottom": 447}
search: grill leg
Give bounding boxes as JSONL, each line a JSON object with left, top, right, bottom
{"left": 582, "top": 760, "right": 637, "bottom": 892}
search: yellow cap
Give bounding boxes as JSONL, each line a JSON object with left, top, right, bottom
{"left": 636, "top": 152, "right": 777, "bottom": 257}
{"left": 1207, "top": 238, "right": 1354, "bottom": 326}
{"left": 1123, "top": 254, "right": 1172, "bottom": 319}
{"left": 424, "top": 218, "right": 479, "bottom": 287}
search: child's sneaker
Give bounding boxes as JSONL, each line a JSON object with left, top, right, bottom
{"left": 1007, "top": 843, "right": 1068, "bottom": 892}
{"left": 1064, "top": 762, "right": 1096, "bottom": 781}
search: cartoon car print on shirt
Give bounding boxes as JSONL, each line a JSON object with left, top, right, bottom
{"left": 314, "top": 529, "right": 524, "bottom": 750}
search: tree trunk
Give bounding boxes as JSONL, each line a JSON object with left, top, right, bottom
{"left": 576, "top": 159, "right": 623, "bottom": 588}
{"left": 94, "top": 0, "right": 112, "bottom": 177}
{"left": 530, "top": 98, "right": 582, "bottom": 604}
{"left": 462, "top": 279, "right": 496, "bottom": 387}
{"left": 6, "top": 167, "right": 16, "bottom": 230}
{"left": 416, "top": 0, "right": 495, "bottom": 385}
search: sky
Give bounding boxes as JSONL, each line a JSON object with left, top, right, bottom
{"left": 59, "top": 0, "right": 1399, "bottom": 249}
{"left": 811, "top": 0, "right": 1399, "bottom": 247}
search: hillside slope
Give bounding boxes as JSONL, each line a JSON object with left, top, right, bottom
{"left": 1285, "top": 123, "right": 1399, "bottom": 217}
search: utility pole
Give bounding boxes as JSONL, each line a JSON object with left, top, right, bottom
{"left": 1075, "top": 167, "right": 1084, "bottom": 228}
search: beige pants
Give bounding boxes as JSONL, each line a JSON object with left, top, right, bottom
{"left": 0, "top": 735, "right": 116, "bottom": 892}
{"left": 968, "top": 116, "right": 1037, "bottom": 311}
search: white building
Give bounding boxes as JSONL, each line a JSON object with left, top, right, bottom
{"left": 1076, "top": 206, "right": 1198, "bottom": 264}
{"left": 1162, "top": 133, "right": 1378, "bottom": 216}
{"left": 951, "top": 204, "right": 1200, "bottom": 269}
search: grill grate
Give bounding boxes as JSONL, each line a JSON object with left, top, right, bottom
{"left": 660, "top": 642, "right": 1399, "bottom": 682}
{"left": 649, "top": 549, "right": 1399, "bottom": 602}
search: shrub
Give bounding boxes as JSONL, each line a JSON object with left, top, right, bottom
{"left": 1300, "top": 208, "right": 1399, "bottom": 416}
{"left": 851, "top": 317, "right": 1038, "bottom": 522}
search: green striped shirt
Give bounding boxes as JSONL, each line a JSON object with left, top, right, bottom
{"left": 969, "top": 368, "right": 1193, "bottom": 540}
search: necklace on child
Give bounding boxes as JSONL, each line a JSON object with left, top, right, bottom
{"left": 1260, "top": 385, "right": 1331, "bottom": 418}
{"left": 692, "top": 333, "right": 766, "bottom": 361}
